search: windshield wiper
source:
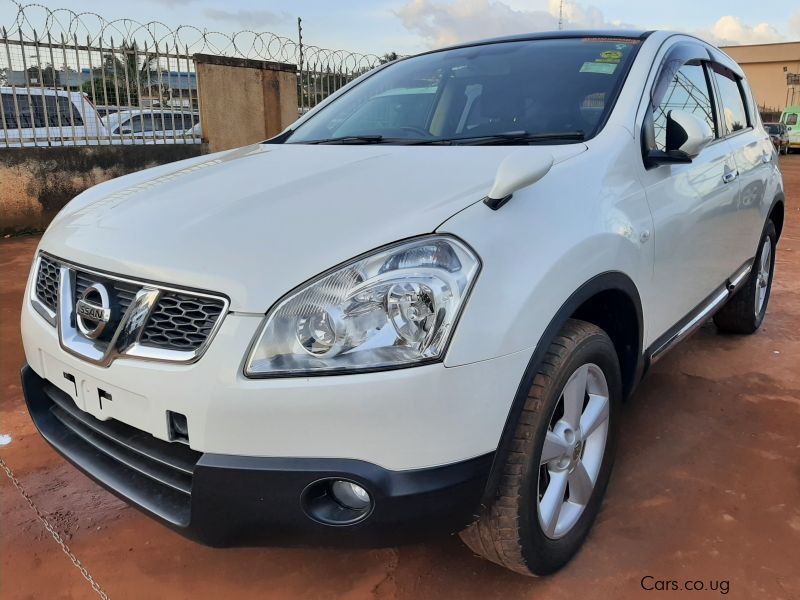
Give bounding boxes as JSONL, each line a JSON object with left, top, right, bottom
{"left": 439, "top": 131, "right": 586, "bottom": 145}
{"left": 306, "top": 135, "right": 385, "bottom": 144}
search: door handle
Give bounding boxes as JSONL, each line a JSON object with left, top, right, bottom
{"left": 722, "top": 170, "right": 738, "bottom": 184}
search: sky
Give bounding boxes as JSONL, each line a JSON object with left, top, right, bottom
{"left": 2, "top": 0, "right": 799, "bottom": 56}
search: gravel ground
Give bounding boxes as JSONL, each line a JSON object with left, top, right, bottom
{"left": 1, "top": 156, "right": 798, "bottom": 600}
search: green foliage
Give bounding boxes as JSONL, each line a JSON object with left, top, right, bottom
{"left": 80, "top": 42, "right": 161, "bottom": 107}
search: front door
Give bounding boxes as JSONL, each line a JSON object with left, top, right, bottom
{"left": 638, "top": 57, "right": 741, "bottom": 342}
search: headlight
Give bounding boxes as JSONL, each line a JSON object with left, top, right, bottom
{"left": 245, "top": 236, "right": 480, "bottom": 377}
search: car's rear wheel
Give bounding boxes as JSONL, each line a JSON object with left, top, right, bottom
{"left": 459, "top": 319, "right": 621, "bottom": 576}
{"left": 713, "top": 220, "right": 777, "bottom": 334}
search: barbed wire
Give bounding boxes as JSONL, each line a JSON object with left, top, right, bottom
{"left": 3, "top": 0, "right": 384, "bottom": 72}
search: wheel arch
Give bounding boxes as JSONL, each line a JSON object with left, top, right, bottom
{"left": 481, "top": 271, "right": 644, "bottom": 503}
{"left": 769, "top": 192, "right": 784, "bottom": 241}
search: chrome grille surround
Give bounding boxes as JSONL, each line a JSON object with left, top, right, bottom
{"left": 31, "top": 252, "right": 229, "bottom": 366}
{"left": 32, "top": 255, "right": 60, "bottom": 324}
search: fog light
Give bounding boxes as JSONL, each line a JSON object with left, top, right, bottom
{"left": 302, "top": 478, "right": 374, "bottom": 525}
{"left": 330, "top": 480, "right": 371, "bottom": 510}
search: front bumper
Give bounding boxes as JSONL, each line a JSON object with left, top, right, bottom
{"left": 21, "top": 289, "right": 529, "bottom": 471}
{"left": 22, "top": 365, "right": 493, "bottom": 546}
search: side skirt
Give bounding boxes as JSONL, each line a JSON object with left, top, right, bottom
{"left": 645, "top": 259, "right": 753, "bottom": 366}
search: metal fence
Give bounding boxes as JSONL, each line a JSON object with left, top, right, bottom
{"left": 0, "top": 2, "right": 387, "bottom": 147}
{"left": 1, "top": 28, "right": 200, "bottom": 146}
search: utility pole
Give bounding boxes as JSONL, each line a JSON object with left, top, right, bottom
{"left": 558, "top": 0, "right": 564, "bottom": 30}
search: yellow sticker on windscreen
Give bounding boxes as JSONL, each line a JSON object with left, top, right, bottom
{"left": 599, "top": 50, "right": 623, "bottom": 62}
{"left": 580, "top": 62, "right": 617, "bottom": 74}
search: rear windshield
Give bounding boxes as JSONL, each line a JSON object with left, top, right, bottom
{"left": 285, "top": 37, "right": 641, "bottom": 145}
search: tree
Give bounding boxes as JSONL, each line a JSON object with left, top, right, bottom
{"left": 81, "top": 42, "right": 162, "bottom": 107}
{"left": 379, "top": 52, "right": 399, "bottom": 64}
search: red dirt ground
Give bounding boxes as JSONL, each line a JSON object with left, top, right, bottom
{"left": 1, "top": 157, "right": 798, "bottom": 600}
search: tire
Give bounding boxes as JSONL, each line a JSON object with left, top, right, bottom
{"left": 713, "top": 220, "right": 777, "bottom": 334}
{"left": 459, "top": 319, "right": 622, "bottom": 576}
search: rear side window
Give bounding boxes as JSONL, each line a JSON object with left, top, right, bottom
{"left": 711, "top": 66, "right": 748, "bottom": 134}
{"left": 651, "top": 62, "right": 716, "bottom": 151}
{"left": 0, "top": 92, "right": 83, "bottom": 129}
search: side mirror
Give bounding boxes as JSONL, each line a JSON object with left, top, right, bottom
{"left": 645, "top": 110, "right": 714, "bottom": 167}
{"left": 484, "top": 150, "right": 554, "bottom": 210}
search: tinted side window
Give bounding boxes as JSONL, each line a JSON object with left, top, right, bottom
{"left": 57, "top": 96, "right": 83, "bottom": 127}
{"left": 1, "top": 93, "right": 18, "bottom": 129}
{"left": 652, "top": 63, "right": 716, "bottom": 151}
{"left": 712, "top": 67, "right": 748, "bottom": 134}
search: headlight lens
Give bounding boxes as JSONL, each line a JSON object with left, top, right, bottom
{"left": 245, "top": 236, "right": 480, "bottom": 376}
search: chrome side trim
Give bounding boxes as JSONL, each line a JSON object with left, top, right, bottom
{"left": 649, "top": 287, "right": 729, "bottom": 365}
{"left": 38, "top": 252, "right": 229, "bottom": 367}
{"left": 728, "top": 261, "right": 752, "bottom": 292}
{"left": 648, "top": 258, "right": 755, "bottom": 365}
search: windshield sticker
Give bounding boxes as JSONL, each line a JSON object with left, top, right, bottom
{"left": 597, "top": 50, "right": 623, "bottom": 63}
{"left": 580, "top": 62, "right": 618, "bottom": 75}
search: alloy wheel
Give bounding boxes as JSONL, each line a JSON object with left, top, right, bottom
{"left": 537, "top": 363, "right": 610, "bottom": 539}
{"left": 755, "top": 239, "right": 772, "bottom": 317}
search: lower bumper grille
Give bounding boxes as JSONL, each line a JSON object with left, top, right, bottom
{"left": 25, "top": 370, "right": 201, "bottom": 526}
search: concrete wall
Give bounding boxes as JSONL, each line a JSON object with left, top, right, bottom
{"left": 194, "top": 54, "right": 298, "bottom": 153}
{"left": 721, "top": 42, "right": 800, "bottom": 111}
{"left": 0, "top": 145, "right": 206, "bottom": 234}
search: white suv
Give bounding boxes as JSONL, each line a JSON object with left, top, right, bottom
{"left": 20, "top": 30, "right": 784, "bottom": 576}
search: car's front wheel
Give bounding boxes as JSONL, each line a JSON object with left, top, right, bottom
{"left": 459, "top": 319, "right": 621, "bottom": 576}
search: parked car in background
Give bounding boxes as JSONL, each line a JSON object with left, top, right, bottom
{"left": 94, "top": 105, "right": 121, "bottom": 119}
{"left": 780, "top": 105, "right": 800, "bottom": 152}
{"left": 764, "top": 122, "right": 789, "bottom": 154}
{"left": 105, "top": 109, "right": 199, "bottom": 142}
{"left": 21, "top": 30, "right": 784, "bottom": 577}
{"left": 0, "top": 87, "right": 106, "bottom": 145}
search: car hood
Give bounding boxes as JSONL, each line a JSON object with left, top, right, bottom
{"left": 42, "top": 142, "right": 585, "bottom": 311}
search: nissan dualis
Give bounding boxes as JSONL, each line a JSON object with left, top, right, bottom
{"left": 20, "top": 30, "right": 784, "bottom": 576}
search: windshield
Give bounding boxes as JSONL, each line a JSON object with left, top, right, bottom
{"left": 285, "top": 37, "right": 641, "bottom": 145}
{"left": 766, "top": 124, "right": 781, "bottom": 134}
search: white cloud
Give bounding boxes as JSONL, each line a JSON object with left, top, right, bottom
{"left": 699, "top": 15, "right": 785, "bottom": 45}
{"left": 396, "top": 0, "right": 791, "bottom": 50}
{"left": 396, "top": 0, "right": 632, "bottom": 48}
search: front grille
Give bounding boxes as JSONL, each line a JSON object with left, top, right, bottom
{"left": 35, "top": 256, "right": 60, "bottom": 311}
{"left": 33, "top": 254, "right": 228, "bottom": 360}
{"left": 140, "top": 293, "right": 225, "bottom": 351}
{"left": 38, "top": 379, "right": 200, "bottom": 525}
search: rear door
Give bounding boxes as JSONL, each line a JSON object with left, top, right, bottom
{"left": 710, "top": 65, "right": 770, "bottom": 260}
{"left": 638, "top": 43, "right": 741, "bottom": 340}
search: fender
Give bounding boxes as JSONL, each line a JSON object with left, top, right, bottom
{"left": 481, "top": 271, "right": 644, "bottom": 504}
